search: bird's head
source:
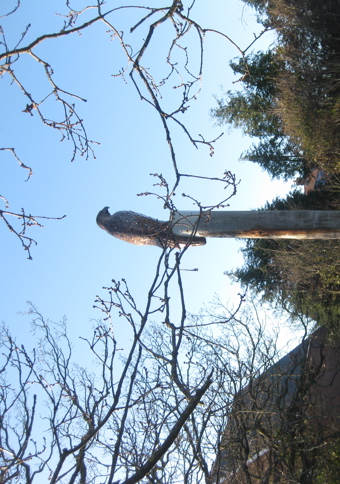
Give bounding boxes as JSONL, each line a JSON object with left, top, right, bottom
{"left": 96, "top": 206, "right": 111, "bottom": 228}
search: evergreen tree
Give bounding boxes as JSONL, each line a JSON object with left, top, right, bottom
{"left": 213, "top": 0, "right": 340, "bottom": 179}
{"left": 213, "top": 50, "right": 280, "bottom": 138}
{"left": 241, "top": 138, "right": 306, "bottom": 181}
{"left": 228, "top": 185, "right": 340, "bottom": 330}
{"left": 212, "top": 50, "right": 308, "bottom": 180}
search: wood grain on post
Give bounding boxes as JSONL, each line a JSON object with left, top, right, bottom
{"left": 172, "top": 210, "right": 340, "bottom": 239}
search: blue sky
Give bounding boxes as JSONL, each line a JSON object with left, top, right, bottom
{"left": 1, "top": 0, "right": 296, "bottom": 352}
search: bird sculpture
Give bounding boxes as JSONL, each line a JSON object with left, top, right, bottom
{"left": 96, "top": 207, "right": 206, "bottom": 248}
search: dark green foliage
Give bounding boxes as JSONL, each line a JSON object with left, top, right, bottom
{"left": 220, "top": 0, "right": 340, "bottom": 327}
{"left": 213, "top": 50, "right": 281, "bottom": 139}
{"left": 315, "top": 440, "right": 340, "bottom": 484}
{"left": 212, "top": 0, "right": 340, "bottom": 179}
{"left": 221, "top": 4, "right": 340, "bottom": 474}
{"left": 270, "top": 0, "right": 340, "bottom": 172}
{"left": 212, "top": 49, "right": 310, "bottom": 180}
{"left": 242, "top": 137, "right": 306, "bottom": 180}
{"left": 215, "top": 0, "right": 340, "bottom": 324}
{"left": 230, "top": 184, "right": 340, "bottom": 330}
{"left": 213, "top": 89, "right": 277, "bottom": 138}
{"left": 228, "top": 50, "right": 278, "bottom": 97}
{"left": 240, "top": 0, "right": 268, "bottom": 12}
{"left": 240, "top": 0, "right": 271, "bottom": 20}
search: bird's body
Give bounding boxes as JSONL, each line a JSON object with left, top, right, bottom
{"left": 96, "top": 207, "right": 206, "bottom": 248}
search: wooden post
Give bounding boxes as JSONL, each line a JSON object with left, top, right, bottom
{"left": 97, "top": 207, "right": 340, "bottom": 248}
{"left": 172, "top": 210, "right": 340, "bottom": 240}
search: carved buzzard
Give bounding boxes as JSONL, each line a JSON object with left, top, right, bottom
{"left": 96, "top": 207, "right": 206, "bottom": 248}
